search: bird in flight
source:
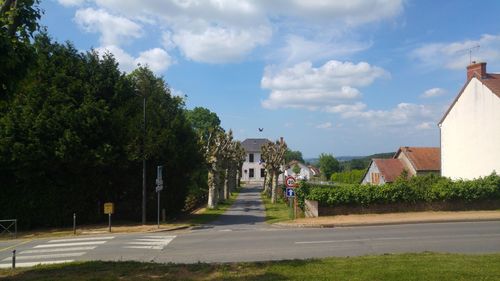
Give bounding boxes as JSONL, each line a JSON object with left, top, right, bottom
{"left": 258, "top": 128, "right": 264, "bottom": 132}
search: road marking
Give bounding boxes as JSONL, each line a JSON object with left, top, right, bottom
{"left": 20, "top": 246, "right": 96, "bottom": 254}
{"left": 124, "top": 246, "right": 163, "bottom": 250}
{"left": 124, "top": 235, "right": 176, "bottom": 250}
{"left": 295, "top": 233, "right": 500, "bottom": 245}
{"left": 2, "top": 252, "right": 85, "bottom": 261}
{"left": 0, "top": 260, "right": 74, "bottom": 268}
{"left": 34, "top": 241, "right": 107, "bottom": 248}
{"left": 0, "top": 239, "right": 32, "bottom": 252}
{"left": 48, "top": 236, "right": 114, "bottom": 243}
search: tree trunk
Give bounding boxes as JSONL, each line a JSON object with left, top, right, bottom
{"left": 207, "top": 168, "right": 218, "bottom": 209}
{"left": 271, "top": 170, "right": 278, "bottom": 203}
{"left": 218, "top": 166, "right": 226, "bottom": 202}
{"left": 223, "top": 167, "right": 230, "bottom": 200}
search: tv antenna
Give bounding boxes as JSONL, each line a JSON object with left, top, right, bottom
{"left": 457, "top": 44, "right": 480, "bottom": 64}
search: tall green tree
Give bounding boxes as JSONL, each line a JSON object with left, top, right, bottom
{"left": 318, "top": 153, "right": 340, "bottom": 180}
{"left": 284, "top": 149, "right": 304, "bottom": 163}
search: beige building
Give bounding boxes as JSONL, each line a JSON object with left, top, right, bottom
{"left": 439, "top": 62, "right": 500, "bottom": 180}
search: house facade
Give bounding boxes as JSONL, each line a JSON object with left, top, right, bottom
{"left": 284, "top": 160, "right": 313, "bottom": 180}
{"left": 240, "top": 138, "right": 270, "bottom": 183}
{"left": 362, "top": 146, "right": 440, "bottom": 185}
{"left": 439, "top": 62, "right": 500, "bottom": 180}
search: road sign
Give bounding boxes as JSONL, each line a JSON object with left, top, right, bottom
{"left": 155, "top": 166, "right": 163, "bottom": 192}
{"left": 103, "top": 202, "right": 114, "bottom": 214}
{"left": 285, "top": 176, "right": 297, "bottom": 188}
{"left": 285, "top": 188, "right": 295, "bottom": 197}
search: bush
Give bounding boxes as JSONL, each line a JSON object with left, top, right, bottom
{"left": 297, "top": 172, "right": 500, "bottom": 208}
{"left": 331, "top": 169, "right": 366, "bottom": 184}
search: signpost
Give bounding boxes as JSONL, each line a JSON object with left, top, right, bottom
{"left": 285, "top": 176, "right": 296, "bottom": 219}
{"left": 104, "top": 203, "right": 114, "bottom": 232}
{"left": 155, "top": 166, "right": 164, "bottom": 229}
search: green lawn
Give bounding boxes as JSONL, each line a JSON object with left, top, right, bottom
{"left": 186, "top": 188, "right": 241, "bottom": 225}
{"left": 1, "top": 253, "right": 499, "bottom": 280}
{"left": 261, "top": 193, "right": 292, "bottom": 223}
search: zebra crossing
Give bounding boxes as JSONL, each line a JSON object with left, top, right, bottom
{"left": 0, "top": 236, "right": 114, "bottom": 268}
{"left": 124, "top": 235, "right": 176, "bottom": 250}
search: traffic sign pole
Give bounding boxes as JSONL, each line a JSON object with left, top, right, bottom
{"left": 156, "top": 165, "right": 163, "bottom": 229}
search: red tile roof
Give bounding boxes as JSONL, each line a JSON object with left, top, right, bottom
{"left": 395, "top": 147, "right": 440, "bottom": 172}
{"left": 373, "top": 159, "right": 406, "bottom": 183}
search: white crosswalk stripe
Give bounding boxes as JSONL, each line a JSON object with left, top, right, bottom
{"left": 124, "top": 235, "right": 176, "bottom": 250}
{"left": 0, "top": 236, "right": 114, "bottom": 268}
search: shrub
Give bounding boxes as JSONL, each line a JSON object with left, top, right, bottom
{"left": 297, "top": 172, "right": 500, "bottom": 208}
{"left": 331, "top": 169, "right": 366, "bottom": 184}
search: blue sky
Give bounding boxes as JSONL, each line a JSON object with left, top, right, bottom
{"left": 40, "top": 0, "right": 500, "bottom": 158}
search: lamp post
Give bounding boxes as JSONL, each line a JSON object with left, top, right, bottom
{"left": 142, "top": 94, "right": 146, "bottom": 225}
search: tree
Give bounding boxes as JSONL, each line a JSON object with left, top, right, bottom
{"left": 318, "top": 153, "right": 340, "bottom": 180}
{"left": 186, "top": 107, "right": 221, "bottom": 146}
{"left": 292, "top": 164, "right": 301, "bottom": 175}
{"left": 261, "top": 138, "right": 287, "bottom": 203}
{"left": 285, "top": 149, "right": 304, "bottom": 163}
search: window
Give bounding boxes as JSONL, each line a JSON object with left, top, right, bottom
{"left": 371, "top": 172, "right": 380, "bottom": 184}
{"left": 260, "top": 169, "right": 265, "bottom": 178}
{"left": 249, "top": 168, "right": 255, "bottom": 178}
{"left": 249, "top": 153, "right": 254, "bottom": 163}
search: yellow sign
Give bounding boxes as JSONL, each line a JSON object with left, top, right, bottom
{"left": 104, "top": 202, "right": 114, "bottom": 214}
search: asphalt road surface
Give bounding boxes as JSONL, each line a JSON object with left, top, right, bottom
{"left": 1, "top": 185, "right": 500, "bottom": 267}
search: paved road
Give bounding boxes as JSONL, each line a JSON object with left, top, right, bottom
{"left": 1, "top": 186, "right": 500, "bottom": 267}
{"left": 195, "top": 185, "right": 267, "bottom": 231}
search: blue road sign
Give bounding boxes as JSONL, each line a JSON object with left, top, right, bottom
{"left": 286, "top": 188, "right": 295, "bottom": 198}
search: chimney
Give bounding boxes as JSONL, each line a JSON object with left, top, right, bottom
{"left": 467, "top": 61, "right": 487, "bottom": 81}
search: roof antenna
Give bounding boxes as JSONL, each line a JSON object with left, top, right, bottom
{"left": 458, "top": 44, "right": 480, "bottom": 64}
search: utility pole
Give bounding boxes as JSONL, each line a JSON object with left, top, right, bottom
{"left": 142, "top": 94, "right": 147, "bottom": 225}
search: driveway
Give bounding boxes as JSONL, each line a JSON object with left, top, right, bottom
{"left": 203, "top": 185, "right": 268, "bottom": 230}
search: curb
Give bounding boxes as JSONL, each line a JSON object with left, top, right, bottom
{"left": 274, "top": 217, "right": 500, "bottom": 228}
{"left": 150, "top": 225, "right": 191, "bottom": 232}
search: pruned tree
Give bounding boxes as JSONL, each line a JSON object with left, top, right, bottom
{"left": 261, "top": 138, "right": 287, "bottom": 203}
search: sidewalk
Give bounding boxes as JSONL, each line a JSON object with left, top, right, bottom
{"left": 275, "top": 210, "right": 500, "bottom": 228}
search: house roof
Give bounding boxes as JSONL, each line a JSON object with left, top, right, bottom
{"left": 308, "top": 165, "right": 320, "bottom": 175}
{"left": 241, "top": 138, "right": 271, "bottom": 152}
{"left": 372, "top": 159, "right": 406, "bottom": 183}
{"left": 439, "top": 73, "right": 500, "bottom": 125}
{"left": 394, "top": 147, "right": 440, "bottom": 172}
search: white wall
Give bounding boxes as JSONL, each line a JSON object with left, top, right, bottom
{"left": 441, "top": 78, "right": 500, "bottom": 180}
{"left": 285, "top": 162, "right": 312, "bottom": 180}
{"left": 361, "top": 162, "right": 386, "bottom": 185}
{"left": 241, "top": 152, "right": 265, "bottom": 182}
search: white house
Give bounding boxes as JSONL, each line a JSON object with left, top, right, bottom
{"left": 439, "top": 62, "right": 500, "bottom": 180}
{"left": 285, "top": 160, "right": 313, "bottom": 180}
{"left": 240, "top": 138, "right": 270, "bottom": 183}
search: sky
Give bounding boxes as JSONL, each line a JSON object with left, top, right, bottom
{"left": 39, "top": 0, "right": 500, "bottom": 158}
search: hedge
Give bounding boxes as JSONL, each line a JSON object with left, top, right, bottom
{"left": 296, "top": 173, "right": 500, "bottom": 209}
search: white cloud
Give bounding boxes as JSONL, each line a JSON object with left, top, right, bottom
{"left": 170, "top": 88, "right": 185, "bottom": 97}
{"left": 261, "top": 60, "right": 388, "bottom": 109}
{"left": 263, "top": 0, "right": 403, "bottom": 26}
{"left": 315, "top": 122, "right": 332, "bottom": 129}
{"left": 416, "top": 122, "right": 434, "bottom": 130}
{"left": 58, "top": 0, "right": 87, "bottom": 7}
{"left": 411, "top": 34, "right": 500, "bottom": 70}
{"left": 273, "top": 35, "right": 372, "bottom": 65}
{"left": 421, "top": 88, "right": 446, "bottom": 98}
{"left": 136, "top": 48, "right": 173, "bottom": 73}
{"left": 75, "top": 8, "right": 143, "bottom": 46}
{"left": 63, "top": 0, "right": 403, "bottom": 64}
{"left": 324, "top": 102, "right": 367, "bottom": 114}
{"left": 338, "top": 102, "right": 440, "bottom": 129}
{"left": 96, "top": 45, "right": 172, "bottom": 74}
{"left": 172, "top": 25, "right": 271, "bottom": 63}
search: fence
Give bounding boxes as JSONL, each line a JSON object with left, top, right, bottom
{"left": 0, "top": 219, "right": 17, "bottom": 239}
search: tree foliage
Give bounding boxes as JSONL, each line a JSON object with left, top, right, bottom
{"left": 0, "top": 34, "right": 205, "bottom": 228}
{"left": 284, "top": 149, "right": 304, "bottom": 163}
{"left": 331, "top": 169, "right": 366, "bottom": 184}
{"left": 318, "top": 153, "right": 340, "bottom": 180}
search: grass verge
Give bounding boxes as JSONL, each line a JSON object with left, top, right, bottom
{"left": 1, "top": 252, "right": 499, "bottom": 280}
{"left": 261, "top": 193, "right": 291, "bottom": 224}
{"left": 186, "top": 188, "right": 241, "bottom": 225}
